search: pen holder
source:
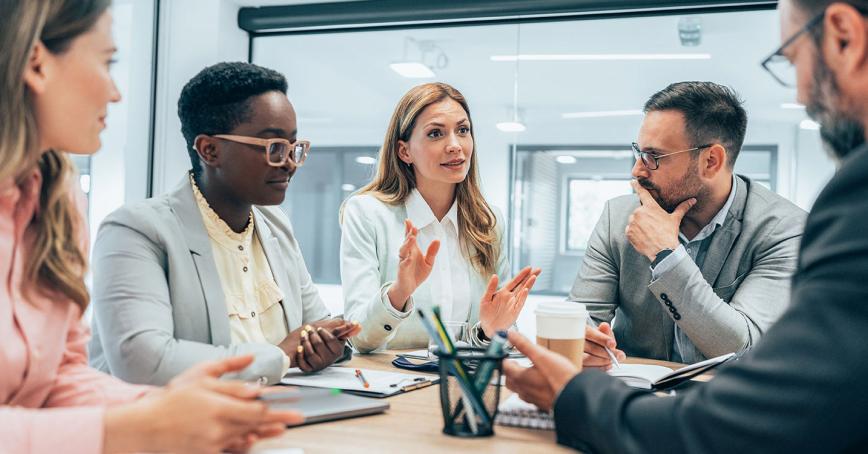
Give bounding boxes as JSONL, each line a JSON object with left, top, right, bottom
{"left": 434, "top": 347, "right": 507, "bottom": 437}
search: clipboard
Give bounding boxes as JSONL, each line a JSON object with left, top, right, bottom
{"left": 280, "top": 366, "right": 439, "bottom": 398}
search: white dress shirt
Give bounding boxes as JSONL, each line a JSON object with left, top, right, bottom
{"left": 340, "top": 189, "right": 510, "bottom": 352}
{"left": 402, "top": 189, "right": 472, "bottom": 324}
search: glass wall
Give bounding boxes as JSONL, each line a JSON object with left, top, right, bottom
{"left": 253, "top": 7, "right": 830, "bottom": 294}
{"left": 84, "top": 0, "right": 156, "bottom": 248}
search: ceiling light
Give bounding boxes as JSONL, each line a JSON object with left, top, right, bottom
{"left": 490, "top": 53, "right": 711, "bottom": 62}
{"left": 678, "top": 17, "right": 702, "bottom": 47}
{"left": 781, "top": 103, "right": 806, "bottom": 110}
{"left": 496, "top": 121, "right": 526, "bottom": 132}
{"left": 562, "top": 109, "right": 643, "bottom": 119}
{"left": 341, "top": 183, "right": 356, "bottom": 192}
{"left": 800, "top": 119, "right": 820, "bottom": 130}
{"left": 389, "top": 62, "right": 435, "bottom": 78}
{"left": 355, "top": 156, "right": 377, "bottom": 165}
{"left": 555, "top": 155, "right": 577, "bottom": 164}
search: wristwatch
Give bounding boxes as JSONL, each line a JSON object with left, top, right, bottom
{"left": 651, "top": 248, "right": 674, "bottom": 269}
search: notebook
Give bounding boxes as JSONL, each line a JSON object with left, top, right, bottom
{"left": 261, "top": 387, "right": 389, "bottom": 425}
{"left": 608, "top": 352, "right": 736, "bottom": 390}
{"left": 495, "top": 394, "right": 554, "bottom": 430}
{"left": 280, "top": 366, "right": 438, "bottom": 398}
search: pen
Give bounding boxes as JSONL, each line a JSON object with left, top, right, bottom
{"left": 355, "top": 369, "right": 370, "bottom": 388}
{"left": 604, "top": 345, "right": 621, "bottom": 368}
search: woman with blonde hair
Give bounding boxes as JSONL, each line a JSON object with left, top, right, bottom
{"left": 0, "top": 1, "right": 300, "bottom": 452}
{"left": 341, "top": 82, "right": 539, "bottom": 352}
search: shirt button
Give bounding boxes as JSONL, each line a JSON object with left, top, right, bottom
{"left": 238, "top": 245, "right": 244, "bottom": 251}
{"left": 673, "top": 313, "right": 682, "bottom": 320}
{"left": 384, "top": 324, "right": 392, "bottom": 331}
{"left": 251, "top": 311, "right": 256, "bottom": 318}
{"left": 243, "top": 266, "right": 248, "bottom": 272}
{"left": 660, "top": 293, "right": 669, "bottom": 300}
{"left": 258, "top": 376, "right": 268, "bottom": 385}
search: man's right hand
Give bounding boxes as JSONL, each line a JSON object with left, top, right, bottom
{"left": 584, "top": 322, "right": 626, "bottom": 369}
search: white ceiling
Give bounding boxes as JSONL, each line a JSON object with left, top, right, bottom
{"left": 252, "top": 8, "right": 808, "bottom": 147}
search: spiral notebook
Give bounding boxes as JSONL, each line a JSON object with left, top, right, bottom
{"left": 494, "top": 394, "right": 555, "bottom": 430}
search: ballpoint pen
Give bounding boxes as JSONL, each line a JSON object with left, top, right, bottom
{"left": 354, "top": 369, "right": 370, "bottom": 388}
{"left": 604, "top": 345, "right": 621, "bottom": 368}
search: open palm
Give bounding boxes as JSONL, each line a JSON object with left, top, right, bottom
{"left": 388, "top": 219, "right": 440, "bottom": 308}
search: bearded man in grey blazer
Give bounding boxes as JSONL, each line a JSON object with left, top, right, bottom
{"left": 572, "top": 81, "right": 807, "bottom": 366}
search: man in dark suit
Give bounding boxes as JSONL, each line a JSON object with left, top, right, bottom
{"left": 503, "top": 1, "right": 868, "bottom": 452}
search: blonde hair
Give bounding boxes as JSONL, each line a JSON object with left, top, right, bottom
{"left": 0, "top": 0, "right": 109, "bottom": 311}
{"left": 356, "top": 82, "right": 500, "bottom": 276}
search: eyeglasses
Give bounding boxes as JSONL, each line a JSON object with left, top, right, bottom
{"left": 631, "top": 142, "right": 712, "bottom": 170}
{"left": 212, "top": 134, "right": 311, "bottom": 167}
{"left": 760, "top": 11, "right": 825, "bottom": 88}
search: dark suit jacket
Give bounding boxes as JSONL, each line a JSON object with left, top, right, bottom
{"left": 553, "top": 144, "right": 868, "bottom": 453}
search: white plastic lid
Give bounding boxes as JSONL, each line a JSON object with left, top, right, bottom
{"left": 534, "top": 301, "right": 587, "bottom": 318}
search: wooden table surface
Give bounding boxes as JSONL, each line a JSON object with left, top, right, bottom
{"left": 251, "top": 351, "right": 690, "bottom": 454}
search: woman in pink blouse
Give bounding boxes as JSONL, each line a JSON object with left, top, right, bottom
{"left": 0, "top": 1, "right": 302, "bottom": 453}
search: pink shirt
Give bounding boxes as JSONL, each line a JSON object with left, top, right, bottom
{"left": 0, "top": 167, "right": 149, "bottom": 453}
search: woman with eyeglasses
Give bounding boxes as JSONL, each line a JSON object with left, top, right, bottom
{"left": 0, "top": 2, "right": 303, "bottom": 453}
{"left": 340, "top": 82, "right": 540, "bottom": 352}
{"left": 87, "top": 62, "right": 360, "bottom": 387}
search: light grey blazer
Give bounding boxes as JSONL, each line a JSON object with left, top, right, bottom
{"left": 88, "top": 177, "right": 331, "bottom": 385}
{"left": 569, "top": 175, "right": 807, "bottom": 361}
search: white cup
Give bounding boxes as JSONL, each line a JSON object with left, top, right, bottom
{"left": 535, "top": 300, "right": 587, "bottom": 370}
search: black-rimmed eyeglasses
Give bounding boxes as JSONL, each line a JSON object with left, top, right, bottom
{"left": 631, "top": 142, "right": 712, "bottom": 170}
{"left": 760, "top": 11, "right": 825, "bottom": 88}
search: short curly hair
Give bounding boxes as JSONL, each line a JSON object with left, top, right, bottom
{"left": 177, "top": 62, "right": 288, "bottom": 176}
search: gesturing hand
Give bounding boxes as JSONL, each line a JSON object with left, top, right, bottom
{"left": 626, "top": 179, "right": 695, "bottom": 261}
{"left": 387, "top": 219, "right": 441, "bottom": 311}
{"left": 478, "top": 266, "right": 541, "bottom": 338}
{"left": 502, "top": 331, "right": 580, "bottom": 412}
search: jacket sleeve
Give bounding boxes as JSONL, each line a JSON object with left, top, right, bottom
{"left": 90, "top": 214, "right": 287, "bottom": 385}
{"left": 0, "top": 308, "right": 151, "bottom": 454}
{"left": 340, "top": 197, "right": 415, "bottom": 353}
{"left": 646, "top": 213, "right": 803, "bottom": 358}
{"left": 568, "top": 200, "right": 620, "bottom": 324}
{"left": 552, "top": 166, "right": 868, "bottom": 454}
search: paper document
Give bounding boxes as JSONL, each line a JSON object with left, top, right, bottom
{"left": 281, "top": 366, "right": 437, "bottom": 398}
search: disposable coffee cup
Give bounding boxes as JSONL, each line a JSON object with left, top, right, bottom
{"left": 535, "top": 301, "right": 587, "bottom": 370}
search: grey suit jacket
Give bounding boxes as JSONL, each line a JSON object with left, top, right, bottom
{"left": 569, "top": 175, "right": 807, "bottom": 361}
{"left": 88, "top": 177, "right": 331, "bottom": 385}
{"left": 552, "top": 145, "right": 868, "bottom": 454}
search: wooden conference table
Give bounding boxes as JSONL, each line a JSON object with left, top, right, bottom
{"left": 252, "top": 351, "right": 690, "bottom": 454}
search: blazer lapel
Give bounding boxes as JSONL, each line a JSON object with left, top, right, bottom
{"left": 167, "top": 177, "right": 231, "bottom": 346}
{"left": 700, "top": 176, "right": 748, "bottom": 287}
{"left": 253, "top": 208, "right": 299, "bottom": 330}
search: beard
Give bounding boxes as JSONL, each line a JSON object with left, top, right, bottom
{"left": 805, "top": 51, "right": 866, "bottom": 162}
{"left": 637, "top": 161, "right": 708, "bottom": 214}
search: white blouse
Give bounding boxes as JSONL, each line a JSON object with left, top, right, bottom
{"left": 340, "top": 189, "right": 510, "bottom": 352}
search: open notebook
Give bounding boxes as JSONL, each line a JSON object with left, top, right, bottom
{"left": 608, "top": 352, "right": 736, "bottom": 390}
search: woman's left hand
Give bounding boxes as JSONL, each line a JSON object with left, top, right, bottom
{"left": 295, "top": 325, "right": 350, "bottom": 373}
{"left": 478, "top": 266, "right": 541, "bottom": 338}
